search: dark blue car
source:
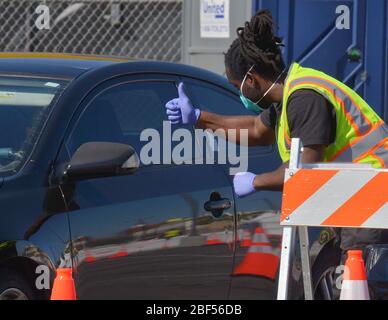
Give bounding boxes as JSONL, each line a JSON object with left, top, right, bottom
{"left": 0, "top": 53, "right": 354, "bottom": 300}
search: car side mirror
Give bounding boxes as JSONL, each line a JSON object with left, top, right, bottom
{"left": 62, "top": 142, "right": 140, "bottom": 182}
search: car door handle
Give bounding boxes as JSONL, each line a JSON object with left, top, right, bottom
{"left": 204, "top": 192, "right": 232, "bottom": 218}
{"left": 204, "top": 199, "right": 232, "bottom": 212}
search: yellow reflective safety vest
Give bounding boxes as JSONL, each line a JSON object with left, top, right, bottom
{"left": 277, "top": 63, "right": 388, "bottom": 168}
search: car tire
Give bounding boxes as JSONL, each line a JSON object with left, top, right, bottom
{"left": 312, "top": 242, "right": 342, "bottom": 300}
{"left": 0, "top": 268, "right": 45, "bottom": 300}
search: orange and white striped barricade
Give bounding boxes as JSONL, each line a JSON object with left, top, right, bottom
{"left": 277, "top": 138, "right": 386, "bottom": 300}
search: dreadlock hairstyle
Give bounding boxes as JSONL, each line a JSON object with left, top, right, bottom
{"left": 224, "top": 9, "right": 286, "bottom": 82}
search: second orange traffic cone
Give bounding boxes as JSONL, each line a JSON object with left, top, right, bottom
{"left": 50, "top": 268, "right": 77, "bottom": 300}
{"left": 340, "top": 250, "right": 370, "bottom": 300}
{"left": 206, "top": 233, "right": 224, "bottom": 246}
{"left": 84, "top": 248, "right": 97, "bottom": 263}
{"left": 109, "top": 244, "right": 128, "bottom": 259}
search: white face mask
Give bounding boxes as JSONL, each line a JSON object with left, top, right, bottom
{"left": 240, "top": 64, "right": 286, "bottom": 108}
{"left": 240, "top": 65, "right": 265, "bottom": 114}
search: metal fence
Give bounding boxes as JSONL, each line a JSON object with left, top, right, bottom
{"left": 0, "top": 0, "right": 183, "bottom": 62}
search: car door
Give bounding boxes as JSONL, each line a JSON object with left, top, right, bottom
{"left": 57, "top": 75, "right": 236, "bottom": 299}
{"left": 183, "top": 78, "right": 283, "bottom": 299}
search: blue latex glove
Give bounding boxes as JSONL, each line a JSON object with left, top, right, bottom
{"left": 165, "top": 83, "right": 201, "bottom": 125}
{"left": 233, "top": 172, "right": 257, "bottom": 198}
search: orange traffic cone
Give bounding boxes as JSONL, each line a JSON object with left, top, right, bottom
{"left": 340, "top": 250, "right": 370, "bottom": 300}
{"left": 50, "top": 268, "right": 77, "bottom": 300}
{"left": 109, "top": 244, "right": 128, "bottom": 259}
{"left": 233, "top": 227, "right": 280, "bottom": 280}
{"left": 206, "top": 233, "right": 224, "bottom": 246}
{"left": 84, "top": 248, "right": 97, "bottom": 263}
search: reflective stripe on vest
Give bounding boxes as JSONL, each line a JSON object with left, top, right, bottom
{"left": 357, "top": 137, "right": 388, "bottom": 167}
{"left": 333, "top": 121, "right": 388, "bottom": 162}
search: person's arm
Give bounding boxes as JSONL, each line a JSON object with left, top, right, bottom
{"left": 253, "top": 145, "right": 326, "bottom": 192}
{"left": 165, "top": 82, "right": 275, "bottom": 146}
{"left": 196, "top": 111, "right": 275, "bottom": 146}
{"left": 234, "top": 90, "right": 335, "bottom": 197}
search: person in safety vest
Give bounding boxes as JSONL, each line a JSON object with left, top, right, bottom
{"left": 165, "top": 10, "right": 388, "bottom": 252}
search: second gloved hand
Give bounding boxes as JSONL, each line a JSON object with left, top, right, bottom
{"left": 165, "top": 83, "right": 201, "bottom": 125}
{"left": 233, "top": 172, "right": 257, "bottom": 198}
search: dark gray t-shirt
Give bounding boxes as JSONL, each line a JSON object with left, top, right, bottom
{"left": 261, "top": 89, "right": 337, "bottom": 147}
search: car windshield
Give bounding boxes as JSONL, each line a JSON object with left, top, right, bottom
{"left": 0, "top": 76, "right": 68, "bottom": 176}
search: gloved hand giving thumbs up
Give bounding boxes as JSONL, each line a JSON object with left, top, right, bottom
{"left": 165, "top": 83, "right": 201, "bottom": 125}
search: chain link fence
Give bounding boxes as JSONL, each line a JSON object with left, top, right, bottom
{"left": 0, "top": 0, "right": 183, "bottom": 62}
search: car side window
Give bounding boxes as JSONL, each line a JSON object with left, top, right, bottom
{"left": 66, "top": 81, "right": 177, "bottom": 159}
{"left": 184, "top": 80, "right": 273, "bottom": 154}
{"left": 183, "top": 80, "right": 255, "bottom": 116}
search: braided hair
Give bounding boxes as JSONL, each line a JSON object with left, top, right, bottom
{"left": 224, "top": 10, "right": 286, "bottom": 82}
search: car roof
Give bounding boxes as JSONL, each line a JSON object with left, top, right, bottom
{"left": 0, "top": 52, "right": 235, "bottom": 92}
{"left": 0, "top": 52, "right": 129, "bottom": 78}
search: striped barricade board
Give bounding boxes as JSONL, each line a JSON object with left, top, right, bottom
{"left": 280, "top": 167, "right": 388, "bottom": 229}
{"left": 277, "top": 138, "right": 388, "bottom": 300}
